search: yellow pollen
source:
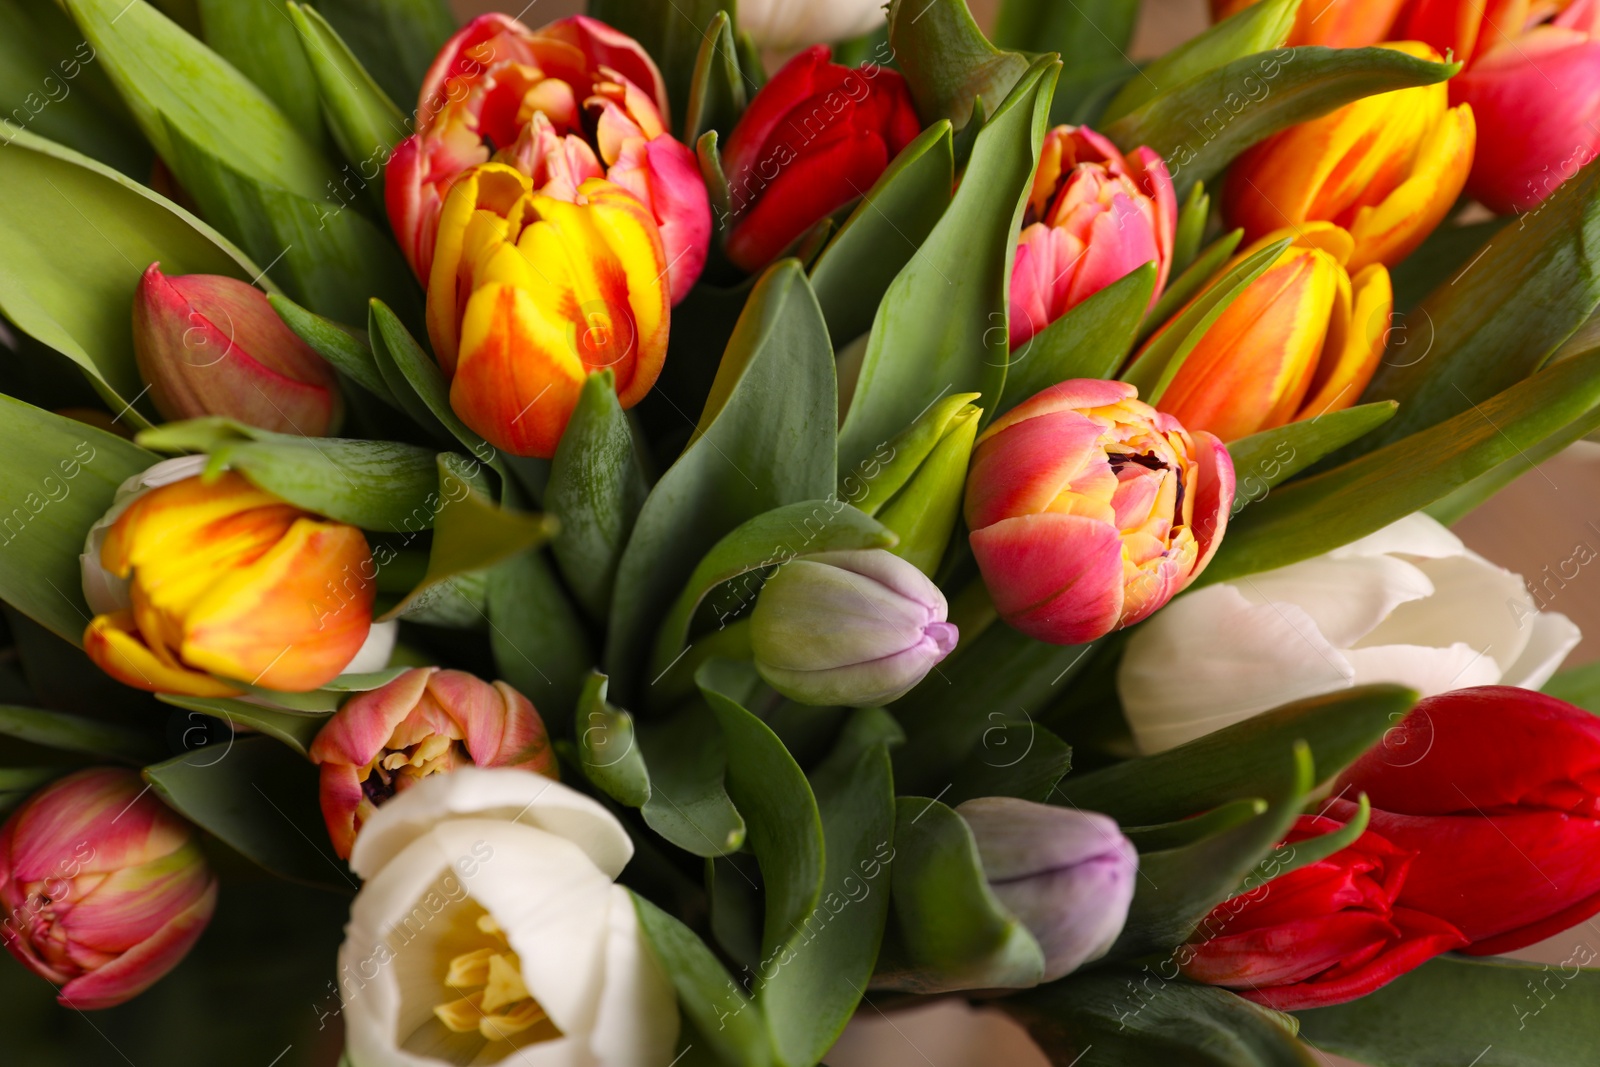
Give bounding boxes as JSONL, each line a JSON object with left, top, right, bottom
{"left": 434, "top": 913, "right": 549, "bottom": 1042}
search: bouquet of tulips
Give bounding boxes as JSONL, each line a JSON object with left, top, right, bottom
{"left": 5, "top": 0, "right": 1600, "bottom": 1062}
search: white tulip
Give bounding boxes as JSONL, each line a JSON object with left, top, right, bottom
{"left": 1118, "top": 513, "right": 1582, "bottom": 754}
{"left": 339, "top": 768, "right": 679, "bottom": 1067}
{"left": 738, "top": 0, "right": 887, "bottom": 51}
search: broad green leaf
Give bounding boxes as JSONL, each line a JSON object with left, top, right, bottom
{"left": 1104, "top": 46, "right": 1458, "bottom": 198}
{"left": 638, "top": 700, "right": 747, "bottom": 858}
{"left": 1124, "top": 797, "right": 1269, "bottom": 853}
{"left": 876, "top": 401, "right": 979, "bottom": 574}
{"left": 633, "top": 892, "right": 774, "bottom": 1067}
{"left": 875, "top": 795, "right": 1046, "bottom": 993}
{"left": 851, "top": 393, "right": 980, "bottom": 516}
{"left": 1123, "top": 237, "right": 1290, "bottom": 404}
{"left": 889, "top": 0, "right": 1030, "bottom": 128}
{"left": 994, "top": 0, "right": 1139, "bottom": 124}
{"left": 1543, "top": 661, "right": 1600, "bottom": 714}
{"left": 1171, "top": 182, "right": 1211, "bottom": 278}
{"left": 547, "top": 372, "right": 648, "bottom": 621}
{"left": 1247, "top": 793, "right": 1370, "bottom": 886}
{"left": 838, "top": 57, "right": 1058, "bottom": 471}
{"left": 1202, "top": 345, "right": 1600, "bottom": 584}
{"left": 683, "top": 10, "right": 747, "bottom": 145}
{"left": 574, "top": 673, "right": 650, "bottom": 808}
{"left": 0, "top": 394, "right": 155, "bottom": 643}
{"left": 1228, "top": 401, "right": 1398, "bottom": 515}
{"left": 809, "top": 121, "right": 956, "bottom": 349}
{"left": 588, "top": 0, "right": 733, "bottom": 132}
{"left": 137, "top": 418, "right": 441, "bottom": 532}
{"left": 1358, "top": 156, "right": 1600, "bottom": 452}
{"left": 650, "top": 501, "right": 895, "bottom": 680}
{"left": 607, "top": 261, "right": 837, "bottom": 705}
{"left": 0, "top": 126, "right": 263, "bottom": 421}
{"left": 312, "top": 0, "right": 456, "bottom": 110}
{"left": 485, "top": 548, "right": 591, "bottom": 726}
{"left": 1143, "top": 229, "right": 1244, "bottom": 337}
{"left": 158, "top": 694, "right": 327, "bottom": 756}
{"left": 944, "top": 715, "right": 1072, "bottom": 805}
{"left": 197, "top": 0, "right": 322, "bottom": 141}
{"left": 1101, "top": 0, "right": 1300, "bottom": 124}
{"left": 1390, "top": 216, "right": 1506, "bottom": 314}
{"left": 0, "top": 705, "right": 159, "bottom": 763}
{"left": 999, "top": 262, "right": 1157, "bottom": 414}
{"left": 1297, "top": 955, "right": 1600, "bottom": 1065}
{"left": 269, "top": 293, "right": 395, "bottom": 405}
{"left": 2, "top": 604, "right": 160, "bottom": 717}
{"left": 1426, "top": 400, "right": 1600, "bottom": 525}
{"left": 1009, "top": 970, "right": 1314, "bottom": 1067}
{"left": 1061, "top": 684, "right": 1415, "bottom": 825}
{"left": 145, "top": 735, "right": 354, "bottom": 892}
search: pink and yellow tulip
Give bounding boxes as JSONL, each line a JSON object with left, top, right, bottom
{"left": 83, "top": 472, "right": 375, "bottom": 696}
{"left": 1223, "top": 43, "right": 1474, "bottom": 272}
{"left": 0, "top": 768, "right": 217, "bottom": 1009}
{"left": 386, "top": 13, "right": 709, "bottom": 303}
{"left": 309, "top": 667, "right": 557, "bottom": 858}
{"left": 425, "top": 164, "right": 670, "bottom": 458}
{"left": 1140, "top": 224, "right": 1393, "bottom": 442}
{"left": 1010, "top": 126, "right": 1177, "bottom": 351}
{"left": 964, "top": 379, "right": 1234, "bottom": 645}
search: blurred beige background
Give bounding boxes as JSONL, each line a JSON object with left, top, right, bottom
{"left": 451, "top": 0, "right": 1600, "bottom": 1063}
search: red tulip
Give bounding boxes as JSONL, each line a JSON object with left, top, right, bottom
{"left": 721, "top": 45, "right": 922, "bottom": 272}
{"left": 1181, "top": 814, "right": 1467, "bottom": 1010}
{"left": 1333, "top": 685, "right": 1600, "bottom": 955}
{"left": 1010, "top": 126, "right": 1176, "bottom": 350}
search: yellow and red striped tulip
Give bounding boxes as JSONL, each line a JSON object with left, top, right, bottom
{"left": 1211, "top": 0, "right": 1407, "bottom": 46}
{"left": 1399, "top": 0, "right": 1530, "bottom": 65}
{"left": 1140, "top": 224, "right": 1393, "bottom": 443}
{"left": 1223, "top": 43, "right": 1474, "bottom": 272}
{"left": 426, "top": 163, "right": 670, "bottom": 458}
{"left": 83, "top": 472, "right": 375, "bottom": 697}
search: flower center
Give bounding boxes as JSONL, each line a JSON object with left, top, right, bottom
{"left": 433, "top": 912, "right": 552, "bottom": 1043}
{"left": 362, "top": 734, "right": 466, "bottom": 806}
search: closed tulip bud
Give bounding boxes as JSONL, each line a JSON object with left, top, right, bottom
{"left": 956, "top": 798, "right": 1137, "bottom": 982}
{"left": 0, "top": 768, "right": 218, "bottom": 1009}
{"left": 82, "top": 470, "right": 378, "bottom": 697}
{"left": 132, "top": 264, "right": 341, "bottom": 435}
{"left": 1011, "top": 126, "right": 1176, "bottom": 350}
{"left": 309, "top": 668, "right": 558, "bottom": 858}
{"left": 737, "top": 0, "right": 887, "bottom": 50}
{"left": 1212, "top": 0, "right": 1407, "bottom": 47}
{"left": 387, "top": 14, "right": 709, "bottom": 301}
{"left": 964, "top": 379, "right": 1234, "bottom": 645}
{"left": 1223, "top": 44, "right": 1474, "bottom": 271}
{"left": 1139, "top": 223, "right": 1392, "bottom": 442}
{"left": 1181, "top": 814, "right": 1467, "bottom": 1010}
{"left": 1333, "top": 686, "right": 1600, "bottom": 955}
{"left": 426, "top": 164, "right": 670, "bottom": 458}
{"left": 750, "top": 549, "right": 958, "bottom": 707}
{"left": 721, "top": 46, "right": 922, "bottom": 272}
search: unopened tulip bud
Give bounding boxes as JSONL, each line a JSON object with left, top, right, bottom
{"left": 956, "top": 797, "right": 1137, "bottom": 981}
{"left": 133, "top": 264, "right": 341, "bottom": 435}
{"left": 750, "top": 549, "right": 958, "bottom": 707}
{"left": 0, "top": 768, "right": 217, "bottom": 1009}
{"left": 309, "top": 667, "right": 558, "bottom": 858}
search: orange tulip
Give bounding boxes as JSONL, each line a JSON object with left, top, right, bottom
{"left": 1138, "top": 224, "right": 1392, "bottom": 443}
{"left": 1399, "top": 0, "right": 1531, "bottom": 65}
{"left": 1212, "top": 0, "right": 1408, "bottom": 46}
{"left": 83, "top": 472, "right": 375, "bottom": 696}
{"left": 426, "top": 164, "right": 670, "bottom": 459}
{"left": 1223, "top": 42, "right": 1474, "bottom": 272}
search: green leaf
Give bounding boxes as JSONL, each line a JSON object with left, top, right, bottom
{"left": 999, "top": 262, "right": 1157, "bottom": 415}
{"left": 1357, "top": 157, "right": 1600, "bottom": 453}
{"left": 1171, "top": 182, "right": 1211, "bottom": 278}
{"left": 574, "top": 673, "right": 650, "bottom": 808}
{"left": 485, "top": 548, "right": 591, "bottom": 726}
{"left": 197, "top": 0, "right": 322, "bottom": 141}
{"left": 157, "top": 694, "right": 327, "bottom": 756}
{"left": 1390, "top": 217, "right": 1506, "bottom": 314}
{"left": 632, "top": 892, "right": 774, "bottom": 1067}
{"left": 809, "top": 121, "right": 956, "bottom": 349}
{"left": 1296, "top": 955, "right": 1600, "bottom": 1065}
{"left": 1104, "top": 46, "right": 1459, "bottom": 198}
{"left": 1202, "top": 344, "right": 1600, "bottom": 584}
{"left": 875, "top": 795, "right": 1045, "bottom": 993}
{"left": 877, "top": 402, "right": 980, "bottom": 574}
{"left": 1247, "top": 792, "right": 1369, "bottom": 886}
{"left": 1143, "top": 229, "right": 1244, "bottom": 338}
{"left": 588, "top": 0, "right": 733, "bottom": 132}
{"left": 1008, "top": 970, "right": 1314, "bottom": 1067}
{"left": 650, "top": 501, "right": 896, "bottom": 681}
{"left": 607, "top": 261, "right": 837, "bottom": 705}
{"left": 0, "top": 705, "right": 159, "bottom": 763}
{"left": 1426, "top": 399, "right": 1600, "bottom": 526}
{"left": 311, "top": 0, "right": 456, "bottom": 111}
{"left": 0, "top": 126, "right": 264, "bottom": 421}
{"left": 1543, "top": 661, "right": 1600, "bottom": 714}
{"left": 888, "top": 0, "right": 1030, "bottom": 128}
{"left": 145, "top": 735, "right": 354, "bottom": 892}
{"left": 1060, "top": 684, "right": 1416, "bottom": 825}
{"left": 637, "top": 699, "right": 747, "bottom": 858}
{"left": 269, "top": 293, "right": 395, "bottom": 405}
{"left": 1123, "top": 237, "right": 1290, "bottom": 404}
{"left": 944, "top": 715, "right": 1072, "bottom": 805}
{"left": 547, "top": 372, "right": 649, "bottom": 621}
{"left": 138, "top": 418, "right": 441, "bottom": 532}
{"left": 1227, "top": 401, "right": 1398, "bottom": 514}
{"left": 1101, "top": 0, "right": 1300, "bottom": 124}
{"left": 683, "top": 10, "right": 747, "bottom": 146}
{"left": 994, "top": 0, "right": 1139, "bottom": 124}
{"left": 851, "top": 393, "right": 980, "bottom": 516}
{"left": 1123, "top": 797, "right": 1269, "bottom": 853}
{"left": 838, "top": 57, "right": 1058, "bottom": 471}
{"left": 0, "top": 395, "right": 155, "bottom": 642}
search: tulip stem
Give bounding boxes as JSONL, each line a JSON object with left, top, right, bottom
{"left": 944, "top": 578, "right": 998, "bottom": 654}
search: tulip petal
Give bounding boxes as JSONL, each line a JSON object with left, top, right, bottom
{"left": 1355, "top": 553, "right": 1535, "bottom": 676}
{"left": 84, "top": 612, "right": 241, "bottom": 697}
{"left": 970, "top": 513, "right": 1126, "bottom": 645}
{"left": 1346, "top": 104, "right": 1474, "bottom": 272}
{"left": 56, "top": 878, "right": 217, "bottom": 1010}
{"left": 1500, "top": 610, "right": 1583, "bottom": 690}
{"left": 1296, "top": 262, "right": 1392, "bottom": 421}
{"left": 1238, "top": 553, "right": 1433, "bottom": 648}
{"left": 589, "top": 886, "right": 680, "bottom": 1064}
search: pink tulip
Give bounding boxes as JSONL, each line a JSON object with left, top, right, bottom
{"left": 1009, "top": 127, "right": 1177, "bottom": 351}
{"left": 964, "top": 379, "right": 1233, "bottom": 645}
{"left": 385, "top": 14, "right": 709, "bottom": 303}
{"left": 309, "top": 668, "right": 558, "bottom": 858}
{"left": 0, "top": 768, "right": 217, "bottom": 1009}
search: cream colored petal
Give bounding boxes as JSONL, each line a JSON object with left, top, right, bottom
{"left": 1344, "top": 641, "right": 1504, "bottom": 695}
{"left": 343, "top": 620, "right": 398, "bottom": 675}
{"left": 1325, "top": 512, "right": 1465, "bottom": 561}
{"left": 1500, "top": 611, "right": 1582, "bottom": 690}
{"left": 587, "top": 886, "right": 680, "bottom": 1067}
{"left": 1236, "top": 554, "right": 1434, "bottom": 648}
{"left": 1353, "top": 554, "right": 1531, "bottom": 674}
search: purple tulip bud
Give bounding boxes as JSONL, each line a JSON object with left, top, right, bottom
{"left": 751, "top": 549, "right": 958, "bottom": 707}
{"left": 956, "top": 797, "right": 1137, "bottom": 981}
